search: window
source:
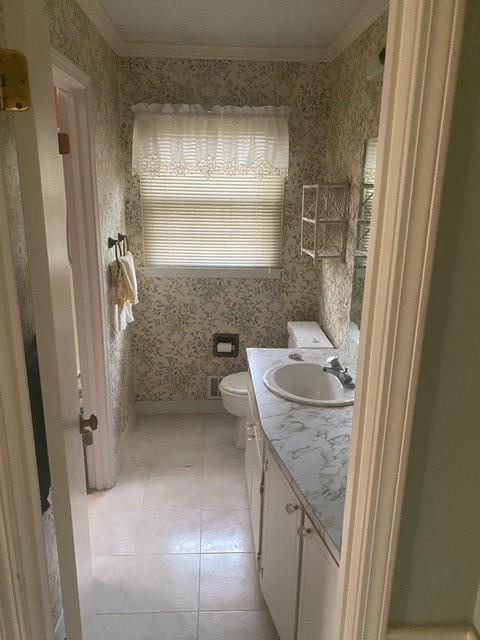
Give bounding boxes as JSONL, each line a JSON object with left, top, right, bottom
{"left": 132, "top": 104, "right": 290, "bottom": 275}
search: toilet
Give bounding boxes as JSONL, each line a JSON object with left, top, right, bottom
{"left": 219, "top": 322, "right": 332, "bottom": 449}
{"left": 219, "top": 371, "right": 250, "bottom": 449}
{"left": 287, "top": 321, "right": 333, "bottom": 349}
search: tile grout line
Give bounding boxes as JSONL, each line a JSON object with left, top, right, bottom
{"left": 95, "top": 415, "right": 263, "bottom": 636}
{"left": 197, "top": 414, "right": 206, "bottom": 640}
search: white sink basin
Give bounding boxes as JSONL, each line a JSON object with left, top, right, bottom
{"left": 263, "top": 362, "right": 354, "bottom": 407}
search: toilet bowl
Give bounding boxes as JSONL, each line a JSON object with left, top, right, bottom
{"left": 219, "top": 371, "right": 249, "bottom": 449}
{"left": 219, "top": 322, "right": 332, "bottom": 449}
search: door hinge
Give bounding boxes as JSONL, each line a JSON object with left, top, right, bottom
{"left": 58, "top": 132, "right": 70, "bottom": 155}
{"left": 259, "top": 482, "right": 264, "bottom": 495}
{"left": 264, "top": 458, "right": 269, "bottom": 472}
{"left": 256, "top": 553, "right": 262, "bottom": 572}
{"left": 0, "top": 49, "right": 30, "bottom": 111}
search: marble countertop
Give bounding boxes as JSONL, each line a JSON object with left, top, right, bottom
{"left": 247, "top": 347, "right": 356, "bottom": 563}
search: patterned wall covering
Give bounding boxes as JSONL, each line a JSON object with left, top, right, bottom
{"left": 48, "top": 0, "right": 135, "bottom": 449}
{"left": 118, "top": 58, "right": 330, "bottom": 401}
{"left": 318, "top": 13, "right": 388, "bottom": 347}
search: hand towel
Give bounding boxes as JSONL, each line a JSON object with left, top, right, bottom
{"left": 109, "top": 259, "right": 136, "bottom": 333}
{"left": 118, "top": 251, "right": 138, "bottom": 305}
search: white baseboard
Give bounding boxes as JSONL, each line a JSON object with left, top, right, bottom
{"left": 54, "top": 608, "right": 65, "bottom": 640}
{"left": 136, "top": 399, "right": 226, "bottom": 414}
{"left": 388, "top": 626, "right": 479, "bottom": 640}
{"left": 114, "top": 412, "right": 135, "bottom": 481}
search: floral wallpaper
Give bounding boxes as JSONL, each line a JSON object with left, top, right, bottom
{"left": 118, "top": 58, "right": 331, "bottom": 400}
{"left": 47, "top": 0, "right": 135, "bottom": 450}
{"left": 318, "top": 13, "right": 388, "bottom": 347}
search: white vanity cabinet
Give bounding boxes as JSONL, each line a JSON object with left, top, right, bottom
{"left": 260, "top": 448, "right": 302, "bottom": 640}
{"left": 296, "top": 516, "right": 339, "bottom": 640}
{"left": 245, "top": 376, "right": 340, "bottom": 640}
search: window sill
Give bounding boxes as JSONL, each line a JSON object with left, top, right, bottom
{"left": 143, "top": 266, "right": 282, "bottom": 279}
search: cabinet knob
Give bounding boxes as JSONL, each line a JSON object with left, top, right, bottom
{"left": 297, "top": 526, "right": 312, "bottom": 537}
{"left": 285, "top": 503, "right": 299, "bottom": 514}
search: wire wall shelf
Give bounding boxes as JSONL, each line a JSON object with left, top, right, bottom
{"left": 300, "top": 183, "right": 350, "bottom": 262}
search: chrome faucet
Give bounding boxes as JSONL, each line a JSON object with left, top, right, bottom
{"left": 322, "top": 356, "right": 355, "bottom": 389}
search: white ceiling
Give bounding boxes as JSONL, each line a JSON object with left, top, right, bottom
{"left": 78, "top": 0, "right": 388, "bottom": 61}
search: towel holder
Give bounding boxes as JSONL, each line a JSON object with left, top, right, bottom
{"left": 107, "top": 233, "right": 129, "bottom": 263}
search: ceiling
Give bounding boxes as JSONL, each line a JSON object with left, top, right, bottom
{"left": 78, "top": 0, "right": 388, "bottom": 61}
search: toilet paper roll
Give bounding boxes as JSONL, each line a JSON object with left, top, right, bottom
{"left": 217, "top": 342, "right": 233, "bottom": 353}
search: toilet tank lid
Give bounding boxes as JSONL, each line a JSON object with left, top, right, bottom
{"left": 219, "top": 371, "right": 249, "bottom": 395}
{"left": 287, "top": 321, "right": 333, "bottom": 348}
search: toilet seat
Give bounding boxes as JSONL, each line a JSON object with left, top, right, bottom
{"left": 219, "top": 371, "right": 249, "bottom": 396}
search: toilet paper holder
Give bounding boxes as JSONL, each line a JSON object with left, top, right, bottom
{"left": 213, "top": 333, "right": 239, "bottom": 358}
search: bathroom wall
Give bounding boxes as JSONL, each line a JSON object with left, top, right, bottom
{"left": 389, "top": 0, "right": 480, "bottom": 626}
{"left": 48, "top": 0, "right": 135, "bottom": 451}
{"left": 318, "top": 13, "right": 387, "bottom": 347}
{"left": 119, "top": 59, "right": 329, "bottom": 401}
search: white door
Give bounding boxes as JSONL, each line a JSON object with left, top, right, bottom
{"left": 3, "top": 0, "right": 95, "bottom": 638}
{"left": 297, "top": 517, "right": 339, "bottom": 640}
{"left": 260, "top": 448, "right": 302, "bottom": 640}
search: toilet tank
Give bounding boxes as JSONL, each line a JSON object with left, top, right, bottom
{"left": 287, "top": 321, "right": 333, "bottom": 349}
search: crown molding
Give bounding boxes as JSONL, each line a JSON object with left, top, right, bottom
{"left": 75, "top": 0, "right": 123, "bottom": 54}
{"left": 327, "top": 0, "right": 389, "bottom": 60}
{"left": 118, "top": 41, "right": 331, "bottom": 62}
{"left": 74, "top": 0, "right": 388, "bottom": 62}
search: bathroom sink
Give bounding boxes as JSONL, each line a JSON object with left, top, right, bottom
{"left": 263, "top": 362, "right": 354, "bottom": 407}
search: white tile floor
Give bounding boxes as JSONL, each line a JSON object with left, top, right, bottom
{"left": 89, "top": 413, "right": 278, "bottom": 640}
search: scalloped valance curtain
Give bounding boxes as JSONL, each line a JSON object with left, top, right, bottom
{"left": 131, "top": 104, "right": 291, "bottom": 178}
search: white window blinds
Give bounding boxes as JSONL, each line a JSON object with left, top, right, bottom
{"left": 141, "top": 173, "right": 284, "bottom": 268}
{"left": 132, "top": 104, "right": 289, "bottom": 270}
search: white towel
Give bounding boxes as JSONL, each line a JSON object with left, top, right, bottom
{"left": 118, "top": 251, "right": 138, "bottom": 305}
{"left": 109, "top": 256, "right": 138, "bottom": 333}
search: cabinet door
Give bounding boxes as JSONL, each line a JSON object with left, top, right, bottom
{"left": 297, "top": 517, "right": 339, "bottom": 640}
{"left": 250, "top": 424, "right": 263, "bottom": 555}
{"left": 245, "top": 420, "right": 263, "bottom": 555}
{"left": 260, "top": 449, "right": 302, "bottom": 640}
{"left": 245, "top": 422, "right": 256, "bottom": 501}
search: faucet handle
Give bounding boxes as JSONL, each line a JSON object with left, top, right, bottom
{"left": 325, "top": 356, "right": 342, "bottom": 370}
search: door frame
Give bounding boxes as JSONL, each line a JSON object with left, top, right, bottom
{"left": 0, "top": 0, "right": 469, "bottom": 639}
{"left": 335, "top": 0, "right": 467, "bottom": 638}
{"left": 52, "top": 49, "right": 115, "bottom": 491}
{"left": 0, "top": 170, "right": 53, "bottom": 640}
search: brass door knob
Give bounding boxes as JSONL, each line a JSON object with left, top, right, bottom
{"left": 79, "top": 413, "right": 98, "bottom": 434}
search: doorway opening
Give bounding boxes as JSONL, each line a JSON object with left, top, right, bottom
{"left": 52, "top": 51, "right": 114, "bottom": 491}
